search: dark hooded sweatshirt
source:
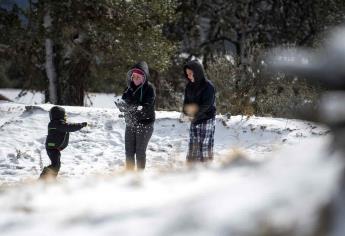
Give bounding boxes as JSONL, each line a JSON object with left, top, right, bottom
{"left": 183, "top": 60, "right": 216, "bottom": 124}
{"left": 45, "top": 106, "right": 84, "bottom": 150}
{"left": 122, "top": 61, "right": 156, "bottom": 126}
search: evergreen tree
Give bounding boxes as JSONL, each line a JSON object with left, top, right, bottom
{"left": 0, "top": 0, "right": 177, "bottom": 105}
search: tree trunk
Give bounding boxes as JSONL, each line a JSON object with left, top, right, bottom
{"left": 59, "top": 45, "right": 88, "bottom": 106}
{"left": 43, "top": 8, "right": 58, "bottom": 104}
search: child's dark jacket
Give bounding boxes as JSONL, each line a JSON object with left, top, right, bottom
{"left": 45, "top": 106, "right": 84, "bottom": 150}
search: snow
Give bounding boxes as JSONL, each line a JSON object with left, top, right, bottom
{"left": 0, "top": 94, "right": 343, "bottom": 235}
{"left": 0, "top": 88, "right": 116, "bottom": 108}
{"left": 0, "top": 89, "right": 45, "bottom": 104}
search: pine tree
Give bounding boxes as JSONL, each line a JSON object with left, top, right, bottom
{"left": 0, "top": 0, "right": 177, "bottom": 105}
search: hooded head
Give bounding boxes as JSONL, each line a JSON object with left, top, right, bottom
{"left": 183, "top": 60, "right": 207, "bottom": 86}
{"left": 49, "top": 106, "right": 66, "bottom": 121}
{"left": 127, "top": 61, "right": 150, "bottom": 88}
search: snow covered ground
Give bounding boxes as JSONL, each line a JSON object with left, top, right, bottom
{"left": 0, "top": 88, "right": 115, "bottom": 108}
{"left": 0, "top": 92, "right": 343, "bottom": 235}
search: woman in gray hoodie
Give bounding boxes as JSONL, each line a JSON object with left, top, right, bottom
{"left": 115, "top": 61, "right": 155, "bottom": 170}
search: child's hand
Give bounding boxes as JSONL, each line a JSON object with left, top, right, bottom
{"left": 82, "top": 122, "right": 88, "bottom": 127}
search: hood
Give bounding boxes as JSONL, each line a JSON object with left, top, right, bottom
{"left": 49, "top": 106, "right": 66, "bottom": 121}
{"left": 127, "top": 61, "right": 150, "bottom": 87}
{"left": 184, "top": 60, "right": 207, "bottom": 85}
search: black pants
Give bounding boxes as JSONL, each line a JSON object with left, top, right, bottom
{"left": 39, "top": 149, "right": 61, "bottom": 178}
{"left": 125, "top": 124, "right": 154, "bottom": 170}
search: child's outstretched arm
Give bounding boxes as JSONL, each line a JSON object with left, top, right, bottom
{"left": 55, "top": 122, "right": 87, "bottom": 132}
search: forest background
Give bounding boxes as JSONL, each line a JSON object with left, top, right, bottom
{"left": 1, "top": 0, "right": 345, "bottom": 116}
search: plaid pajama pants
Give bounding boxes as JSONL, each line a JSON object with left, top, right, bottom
{"left": 187, "top": 118, "right": 216, "bottom": 162}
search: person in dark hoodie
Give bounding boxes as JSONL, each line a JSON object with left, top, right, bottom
{"left": 40, "top": 106, "right": 87, "bottom": 179}
{"left": 115, "top": 61, "right": 155, "bottom": 170}
{"left": 183, "top": 60, "right": 216, "bottom": 162}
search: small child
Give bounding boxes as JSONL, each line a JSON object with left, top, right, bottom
{"left": 40, "top": 106, "right": 87, "bottom": 179}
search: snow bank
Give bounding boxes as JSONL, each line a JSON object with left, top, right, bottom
{"left": 0, "top": 101, "right": 341, "bottom": 236}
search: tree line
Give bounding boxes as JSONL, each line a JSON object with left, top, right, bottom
{"left": 1, "top": 0, "right": 344, "bottom": 115}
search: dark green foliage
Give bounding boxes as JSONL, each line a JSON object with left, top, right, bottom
{"left": 206, "top": 53, "right": 322, "bottom": 117}
{"left": 0, "top": 0, "right": 177, "bottom": 105}
{"left": 1, "top": 0, "right": 344, "bottom": 116}
{"left": 169, "top": 0, "right": 345, "bottom": 62}
{"left": 162, "top": 0, "right": 345, "bottom": 116}
{"left": 0, "top": 3, "right": 46, "bottom": 90}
